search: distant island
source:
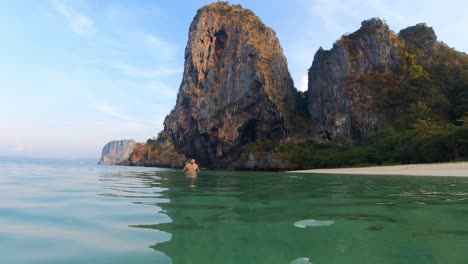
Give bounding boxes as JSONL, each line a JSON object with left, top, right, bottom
{"left": 98, "top": 139, "right": 135, "bottom": 165}
{"left": 99, "top": 1, "right": 468, "bottom": 170}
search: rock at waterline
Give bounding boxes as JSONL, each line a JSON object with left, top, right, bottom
{"left": 98, "top": 139, "right": 135, "bottom": 165}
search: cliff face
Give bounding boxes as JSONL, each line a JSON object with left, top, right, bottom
{"left": 308, "top": 18, "right": 401, "bottom": 141}
{"left": 398, "top": 23, "right": 439, "bottom": 60}
{"left": 98, "top": 139, "right": 135, "bottom": 165}
{"left": 163, "top": 2, "right": 299, "bottom": 167}
{"left": 120, "top": 7, "right": 467, "bottom": 170}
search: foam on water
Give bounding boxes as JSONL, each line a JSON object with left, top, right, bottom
{"left": 294, "top": 219, "right": 335, "bottom": 228}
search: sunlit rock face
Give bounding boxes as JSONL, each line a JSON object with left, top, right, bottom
{"left": 98, "top": 139, "right": 135, "bottom": 165}
{"left": 163, "top": 2, "right": 299, "bottom": 167}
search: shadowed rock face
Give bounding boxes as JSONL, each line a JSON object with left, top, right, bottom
{"left": 98, "top": 139, "right": 135, "bottom": 165}
{"left": 398, "top": 23, "right": 439, "bottom": 59}
{"left": 163, "top": 2, "right": 298, "bottom": 167}
{"left": 308, "top": 18, "right": 401, "bottom": 141}
{"left": 124, "top": 133, "right": 187, "bottom": 168}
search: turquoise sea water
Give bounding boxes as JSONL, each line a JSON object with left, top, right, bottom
{"left": 1, "top": 158, "right": 468, "bottom": 264}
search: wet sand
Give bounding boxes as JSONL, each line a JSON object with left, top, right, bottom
{"left": 289, "top": 162, "right": 468, "bottom": 177}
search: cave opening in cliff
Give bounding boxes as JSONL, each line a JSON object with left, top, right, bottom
{"left": 240, "top": 120, "right": 257, "bottom": 145}
{"left": 214, "top": 29, "right": 228, "bottom": 58}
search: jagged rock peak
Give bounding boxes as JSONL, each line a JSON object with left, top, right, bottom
{"left": 308, "top": 17, "right": 400, "bottom": 141}
{"left": 197, "top": 2, "right": 256, "bottom": 17}
{"left": 398, "top": 23, "right": 438, "bottom": 55}
{"left": 399, "top": 23, "right": 437, "bottom": 43}
{"left": 314, "top": 18, "right": 394, "bottom": 61}
{"left": 359, "top": 18, "right": 389, "bottom": 30}
{"left": 163, "top": 1, "right": 298, "bottom": 167}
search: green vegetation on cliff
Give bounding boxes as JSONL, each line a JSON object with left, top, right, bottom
{"left": 123, "top": 132, "right": 186, "bottom": 168}
{"left": 127, "top": 11, "right": 468, "bottom": 170}
{"left": 242, "top": 119, "right": 468, "bottom": 169}
{"left": 241, "top": 21, "right": 468, "bottom": 169}
{"left": 363, "top": 39, "right": 468, "bottom": 127}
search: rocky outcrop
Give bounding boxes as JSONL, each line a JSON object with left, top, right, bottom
{"left": 122, "top": 132, "right": 187, "bottom": 168}
{"left": 308, "top": 18, "right": 401, "bottom": 141}
{"left": 98, "top": 139, "right": 135, "bottom": 165}
{"left": 162, "top": 2, "right": 300, "bottom": 168}
{"left": 234, "top": 152, "right": 294, "bottom": 171}
{"left": 398, "top": 23, "right": 439, "bottom": 60}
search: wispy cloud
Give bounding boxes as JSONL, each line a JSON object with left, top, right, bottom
{"left": 105, "top": 3, "right": 168, "bottom": 25}
{"left": 51, "top": 0, "right": 96, "bottom": 36}
{"left": 310, "top": 0, "right": 360, "bottom": 34}
{"left": 111, "top": 62, "right": 181, "bottom": 79}
{"left": 92, "top": 102, "right": 135, "bottom": 122}
{"left": 309, "top": 0, "right": 418, "bottom": 35}
{"left": 146, "top": 33, "right": 175, "bottom": 57}
{"left": 369, "top": 0, "right": 415, "bottom": 27}
{"left": 144, "top": 80, "right": 178, "bottom": 97}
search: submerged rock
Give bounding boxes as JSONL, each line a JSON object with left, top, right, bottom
{"left": 98, "top": 139, "right": 136, "bottom": 165}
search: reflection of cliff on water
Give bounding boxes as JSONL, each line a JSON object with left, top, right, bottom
{"left": 128, "top": 170, "right": 343, "bottom": 264}
{"left": 129, "top": 170, "right": 244, "bottom": 263}
{"left": 98, "top": 165, "right": 468, "bottom": 263}
{"left": 101, "top": 168, "right": 424, "bottom": 263}
{"left": 97, "top": 169, "right": 177, "bottom": 263}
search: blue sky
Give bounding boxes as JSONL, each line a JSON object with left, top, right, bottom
{"left": 1, "top": 0, "right": 468, "bottom": 159}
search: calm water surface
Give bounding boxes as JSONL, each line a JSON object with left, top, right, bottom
{"left": 1, "top": 158, "right": 468, "bottom": 264}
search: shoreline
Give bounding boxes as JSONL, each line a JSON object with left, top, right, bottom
{"left": 288, "top": 162, "right": 468, "bottom": 177}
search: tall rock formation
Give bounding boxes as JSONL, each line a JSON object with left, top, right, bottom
{"left": 308, "top": 18, "right": 401, "bottom": 141}
{"left": 98, "top": 139, "right": 135, "bottom": 165}
{"left": 120, "top": 12, "right": 467, "bottom": 170}
{"left": 163, "top": 2, "right": 299, "bottom": 167}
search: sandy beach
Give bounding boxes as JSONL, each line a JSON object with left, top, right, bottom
{"left": 289, "top": 162, "right": 468, "bottom": 177}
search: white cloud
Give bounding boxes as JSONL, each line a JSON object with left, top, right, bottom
{"left": 111, "top": 62, "right": 182, "bottom": 79}
{"left": 51, "top": 0, "right": 96, "bottom": 36}
{"left": 91, "top": 102, "right": 135, "bottom": 122}
{"left": 146, "top": 33, "right": 175, "bottom": 57}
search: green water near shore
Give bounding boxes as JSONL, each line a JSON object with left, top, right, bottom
{"left": 1, "top": 158, "right": 468, "bottom": 263}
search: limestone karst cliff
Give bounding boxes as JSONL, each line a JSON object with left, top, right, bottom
{"left": 307, "top": 18, "right": 467, "bottom": 142}
{"left": 162, "top": 2, "right": 300, "bottom": 168}
{"left": 98, "top": 139, "right": 135, "bottom": 165}
{"left": 308, "top": 18, "right": 401, "bottom": 141}
{"left": 122, "top": 4, "right": 468, "bottom": 170}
